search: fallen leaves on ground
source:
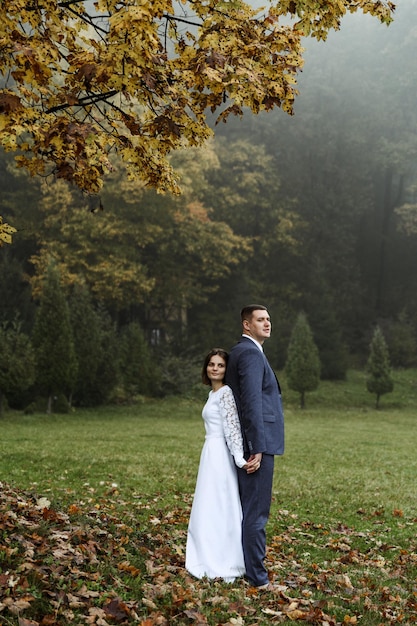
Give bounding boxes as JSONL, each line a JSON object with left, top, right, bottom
{"left": 0, "top": 482, "right": 416, "bottom": 625}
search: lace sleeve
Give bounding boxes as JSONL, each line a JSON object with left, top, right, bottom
{"left": 219, "top": 387, "right": 246, "bottom": 468}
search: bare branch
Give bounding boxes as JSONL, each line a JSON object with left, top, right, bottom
{"left": 46, "top": 90, "right": 119, "bottom": 114}
{"left": 162, "top": 13, "right": 201, "bottom": 28}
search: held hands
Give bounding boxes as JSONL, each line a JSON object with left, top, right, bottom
{"left": 244, "top": 453, "right": 262, "bottom": 474}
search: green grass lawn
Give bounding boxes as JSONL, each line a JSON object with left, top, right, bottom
{"left": 1, "top": 369, "right": 416, "bottom": 625}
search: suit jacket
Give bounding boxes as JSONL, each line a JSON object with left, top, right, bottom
{"left": 225, "top": 337, "right": 284, "bottom": 457}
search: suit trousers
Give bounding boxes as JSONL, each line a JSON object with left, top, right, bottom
{"left": 237, "top": 453, "right": 274, "bottom": 586}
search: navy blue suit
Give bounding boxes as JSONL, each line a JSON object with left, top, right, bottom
{"left": 225, "top": 336, "right": 284, "bottom": 586}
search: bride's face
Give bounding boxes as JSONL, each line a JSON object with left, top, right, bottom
{"left": 206, "top": 355, "right": 226, "bottom": 384}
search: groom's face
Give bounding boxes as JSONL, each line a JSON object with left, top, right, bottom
{"left": 243, "top": 310, "right": 271, "bottom": 344}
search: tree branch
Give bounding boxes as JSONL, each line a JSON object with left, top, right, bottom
{"left": 162, "top": 13, "right": 201, "bottom": 28}
{"left": 46, "top": 90, "right": 119, "bottom": 113}
{"left": 57, "top": 0, "right": 89, "bottom": 7}
{"left": 64, "top": 5, "right": 109, "bottom": 35}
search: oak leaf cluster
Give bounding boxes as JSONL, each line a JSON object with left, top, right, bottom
{"left": 0, "top": 1, "right": 395, "bottom": 244}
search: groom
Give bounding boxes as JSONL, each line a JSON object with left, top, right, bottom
{"left": 225, "top": 304, "right": 284, "bottom": 589}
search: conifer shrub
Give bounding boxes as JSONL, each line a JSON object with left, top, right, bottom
{"left": 366, "top": 325, "right": 394, "bottom": 409}
{"left": 285, "top": 312, "right": 321, "bottom": 408}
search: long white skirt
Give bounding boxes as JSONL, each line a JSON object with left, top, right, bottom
{"left": 186, "top": 435, "right": 245, "bottom": 582}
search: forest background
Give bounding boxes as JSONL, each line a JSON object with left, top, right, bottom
{"left": 1, "top": 0, "right": 417, "bottom": 411}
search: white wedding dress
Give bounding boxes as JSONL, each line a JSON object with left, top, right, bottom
{"left": 185, "top": 385, "right": 246, "bottom": 582}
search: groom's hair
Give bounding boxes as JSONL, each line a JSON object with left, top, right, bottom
{"left": 241, "top": 304, "right": 267, "bottom": 322}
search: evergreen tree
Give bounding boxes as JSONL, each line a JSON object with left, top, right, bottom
{"left": 92, "top": 306, "right": 120, "bottom": 405}
{"left": 69, "top": 283, "right": 102, "bottom": 406}
{"left": 119, "top": 322, "right": 155, "bottom": 399}
{"left": 32, "top": 263, "right": 77, "bottom": 413}
{"left": 0, "top": 319, "right": 36, "bottom": 414}
{"left": 302, "top": 264, "right": 349, "bottom": 380}
{"left": 285, "top": 312, "right": 321, "bottom": 409}
{"left": 366, "top": 325, "right": 394, "bottom": 409}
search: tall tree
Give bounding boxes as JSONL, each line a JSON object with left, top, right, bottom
{"left": 0, "top": 0, "right": 394, "bottom": 202}
{"left": 302, "top": 262, "right": 349, "bottom": 380}
{"left": 119, "top": 322, "right": 156, "bottom": 398}
{"left": 32, "top": 263, "right": 77, "bottom": 412}
{"left": 285, "top": 312, "right": 321, "bottom": 408}
{"left": 366, "top": 325, "right": 393, "bottom": 409}
{"left": 68, "top": 283, "right": 103, "bottom": 406}
{"left": 28, "top": 150, "right": 249, "bottom": 327}
{"left": 92, "top": 306, "right": 120, "bottom": 405}
{"left": 29, "top": 177, "right": 157, "bottom": 308}
{"left": 189, "top": 137, "right": 302, "bottom": 362}
{"left": 0, "top": 319, "right": 36, "bottom": 414}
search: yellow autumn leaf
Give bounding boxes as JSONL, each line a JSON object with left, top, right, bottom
{"left": 0, "top": 218, "right": 17, "bottom": 246}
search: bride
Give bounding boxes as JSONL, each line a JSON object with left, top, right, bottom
{"left": 185, "top": 348, "right": 257, "bottom": 582}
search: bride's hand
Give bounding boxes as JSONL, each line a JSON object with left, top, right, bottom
{"left": 244, "top": 453, "right": 262, "bottom": 474}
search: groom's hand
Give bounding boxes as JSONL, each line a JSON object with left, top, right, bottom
{"left": 244, "top": 453, "right": 262, "bottom": 474}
